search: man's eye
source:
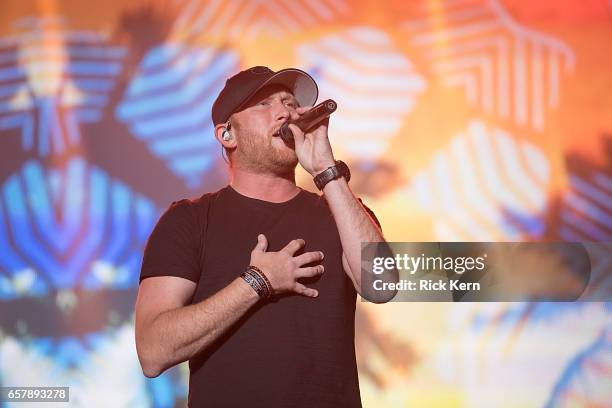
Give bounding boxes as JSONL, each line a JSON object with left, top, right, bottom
{"left": 286, "top": 102, "right": 297, "bottom": 108}
{"left": 259, "top": 101, "right": 270, "bottom": 106}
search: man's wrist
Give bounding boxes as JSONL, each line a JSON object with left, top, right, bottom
{"left": 235, "top": 276, "right": 262, "bottom": 302}
{"left": 310, "top": 160, "right": 336, "bottom": 177}
{"left": 320, "top": 176, "right": 347, "bottom": 191}
{"left": 240, "top": 266, "right": 274, "bottom": 299}
{"left": 312, "top": 160, "right": 351, "bottom": 191}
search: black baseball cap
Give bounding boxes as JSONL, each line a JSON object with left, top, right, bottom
{"left": 211, "top": 66, "right": 318, "bottom": 125}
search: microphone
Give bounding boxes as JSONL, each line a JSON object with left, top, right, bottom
{"left": 279, "top": 99, "right": 337, "bottom": 142}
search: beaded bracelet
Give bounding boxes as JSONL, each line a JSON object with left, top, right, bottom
{"left": 240, "top": 270, "right": 268, "bottom": 298}
{"left": 243, "top": 269, "right": 269, "bottom": 298}
{"left": 248, "top": 266, "right": 274, "bottom": 297}
{"left": 240, "top": 266, "right": 274, "bottom": 299}
{"left": 245, "top": 267, "right": 273, "bottom": 298}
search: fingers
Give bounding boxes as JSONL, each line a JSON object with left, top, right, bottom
{"left": 253, "top": 234, "right": 268, "bottom": 252}
{"left": 318, "top": 117, "right": 330, "bottom": 133}
{"left": 294, "top": 251, "right": 324, "bottom": 266}
{"left": 296, "top": 265, "right": 324, "bottom": 279}
{"left": 296, "top": 106, "right": 312, "bottom": 115}
{"left": 294, "top": 283, "right": 319, "bottom": 298}
{"left": 289, "top": 123, "right": 305, "bottom": 147}
{"left": 281, "top": 238, "right": 305, "bottom": 255}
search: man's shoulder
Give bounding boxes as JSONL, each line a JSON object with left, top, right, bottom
{"left": 169, "top": 187, "right": 226, "bottom": 211}
{"left": 158, "top": 187, "right": 227, "bottom": 227}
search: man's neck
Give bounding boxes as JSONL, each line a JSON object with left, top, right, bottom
{"left": 230, "top": 167, "right": 300, "bottom": 203}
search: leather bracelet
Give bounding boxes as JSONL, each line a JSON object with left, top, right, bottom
{"left": 241, "top": 267, "right": 273, "bottom": 299}
{"left": 313, "top": 160, "right": 351, "bottom": 191}
{"left": 248, "top": 266, "right": 274, "bottom": 297}
{"left": 240, "top": 270, "right": 268, "bottom": 298}
{"left": 244, "top": 268, "right": 271, "bottom": 298}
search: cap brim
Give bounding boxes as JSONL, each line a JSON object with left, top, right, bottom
{"left": 237, "top": 68, "right": 318, "bottom": 112}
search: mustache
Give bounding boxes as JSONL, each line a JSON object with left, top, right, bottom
{"left": 271, "top": 119, "right": 291, "bottom": 137}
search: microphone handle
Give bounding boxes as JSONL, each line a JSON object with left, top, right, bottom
{"left": 279, "top": 99, "right": 337, "bottom": 142}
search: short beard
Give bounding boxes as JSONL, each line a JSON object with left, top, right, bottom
{"left": 232, "top": 127, "right": 298, "bottom": 175}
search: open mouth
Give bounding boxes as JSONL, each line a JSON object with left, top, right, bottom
{"left": 272, "top": 121, "right": 290, "bottom": 138}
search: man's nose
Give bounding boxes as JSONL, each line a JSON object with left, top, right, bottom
{"left": 275, "top": 103, "right": 297, "bottom": 122}
{"left": 277, "top": 105, "right": 300, "bottom": 121}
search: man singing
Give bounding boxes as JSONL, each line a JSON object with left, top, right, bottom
{"left": 135, "top": 66, "right": 396, "bottom": 407}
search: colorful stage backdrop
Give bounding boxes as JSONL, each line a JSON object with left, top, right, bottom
{"left": 1, "top": 0, "right": 611, "bottom": 406}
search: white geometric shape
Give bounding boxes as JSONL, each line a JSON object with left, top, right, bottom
{"left": 407, "top": 119, "right": 550, "bottom": 240}
{"left": 403, "top": 0, "right": 575, "bottom": 130}
{"left": 297, "top": 26, "right": 427, "bottom": 161}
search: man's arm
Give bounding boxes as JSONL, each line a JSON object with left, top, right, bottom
{"left": 288, "top": 109, "right": 398, "bottom": 303}
{"left": 135, "top": 235, "right": 324, "bottom": 377}
{"left": 321, "top": 177, "right": 398, "bottom": 303}
{"left": 135, "top": 275, "right": 259, "bottom": 378}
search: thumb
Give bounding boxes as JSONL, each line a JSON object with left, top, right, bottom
{"left": 253, "top": 233, "right": 268, "bottom": 252}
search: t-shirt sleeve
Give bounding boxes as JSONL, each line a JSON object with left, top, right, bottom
{"left": 140, "top": 199, "right": 202, "bottom": 284}
{"left": 358, "top": 197, "right": 382, "bottom": 231}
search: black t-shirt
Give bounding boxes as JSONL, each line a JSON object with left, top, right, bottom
{"left": 140, "top": 185, "right": 368, "bottom": 408}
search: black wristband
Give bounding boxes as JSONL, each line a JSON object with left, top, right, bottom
{"left": 313, "top": 160, "right": 351, "bottom": 190}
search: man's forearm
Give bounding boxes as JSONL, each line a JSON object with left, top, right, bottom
{"left": 322, "top": 178, "right": 385, "bottom": 290}
{"left": 137, "top": 277, "right": 259, "bottom": 377}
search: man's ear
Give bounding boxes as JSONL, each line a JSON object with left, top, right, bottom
{"left": 215, "top": 123, "right": 237, "bottom": 149}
